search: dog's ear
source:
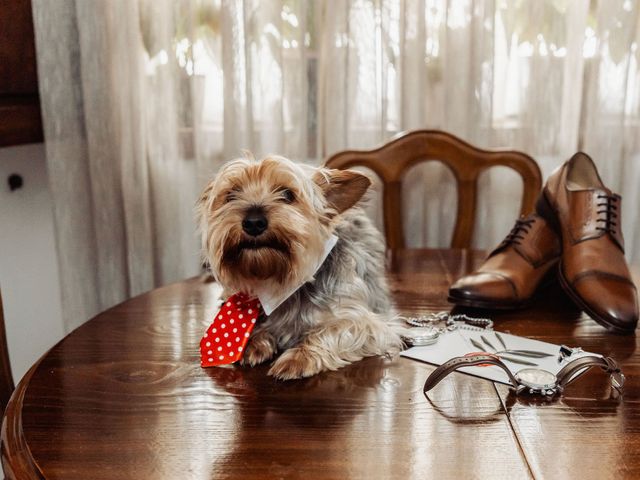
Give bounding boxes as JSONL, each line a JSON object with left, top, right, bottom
{"left": 313, "top": 168, "right": 371, "bottom": 214}
{"left": 195, "top": 181, "right": 215, "bottom": 224}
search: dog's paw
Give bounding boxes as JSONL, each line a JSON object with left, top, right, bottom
{"left": 267, "top": 347, "right": 322, "bottom": 380}
{"left": 383, "top": 331, "right": 405, "bottom": 358}
{"left": 240, "top": 331, "right": 277, "bottom": 367}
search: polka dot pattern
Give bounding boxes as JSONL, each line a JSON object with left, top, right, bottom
{"left": 200, "top": 293, "right": 261, "bottom": 367}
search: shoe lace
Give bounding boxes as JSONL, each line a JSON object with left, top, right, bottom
{"left": 596, "top": 193, "right": 620, "bottom": 235}
{"left": 503, "top": 217, "right": 536, "bottom": 246}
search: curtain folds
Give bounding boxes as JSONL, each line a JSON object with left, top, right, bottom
{"left": 32, "top": 0, "right": 640, "bottom": 330}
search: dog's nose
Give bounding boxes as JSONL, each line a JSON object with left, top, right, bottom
{"left": 242, "top": 210, "right": 268, "bottom": 236}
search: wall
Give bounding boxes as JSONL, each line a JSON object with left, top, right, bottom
{"left": 0, "top": 143, "right": 65, "bottom": 383}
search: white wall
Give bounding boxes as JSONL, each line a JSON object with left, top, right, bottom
{"left": 0, "top": 143, "right": 65, "bottom": 383}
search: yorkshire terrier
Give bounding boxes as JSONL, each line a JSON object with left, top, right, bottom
{"left": 196, "top": 155, "right": 403, "bottom": 380}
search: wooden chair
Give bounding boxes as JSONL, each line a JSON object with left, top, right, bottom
{"left": 325, "top": 130, "right": 542, "bottom": 249}
{"left": 0, "top": 289, "right": 15, "bottom": 415}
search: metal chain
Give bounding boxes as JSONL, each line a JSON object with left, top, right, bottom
{"left": 402, "top": 311, "right": 493, "bottom": 331}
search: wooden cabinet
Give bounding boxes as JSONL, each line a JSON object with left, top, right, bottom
{"left": 0, "top": 0, "right": 43, "bottom": 147}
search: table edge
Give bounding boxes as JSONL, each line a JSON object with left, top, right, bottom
{"left": 1, "top": 361, "right": 46, "bottom": 480}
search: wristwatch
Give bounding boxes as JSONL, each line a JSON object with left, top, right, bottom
{"left": 423, "top": 353, "right": 624, "bottom": 397}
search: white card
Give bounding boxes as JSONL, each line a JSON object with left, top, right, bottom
{"left": 401, "top": 329, "right": 598, "bottom": 385}
{"left": 255, "top": 234, "right": 339, "bottom": 315}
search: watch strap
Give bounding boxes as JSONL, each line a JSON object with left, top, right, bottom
{"left": 556, "top": 355, "right": 622, "bottom": 391}
{"left": 423, "top": 354, "right": 519, "bottom": 393}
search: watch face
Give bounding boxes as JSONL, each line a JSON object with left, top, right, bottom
{"left": 515, "top": 368, "right": 557, "bottom": 389}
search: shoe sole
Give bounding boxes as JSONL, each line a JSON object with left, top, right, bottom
{"left": 446, "top": 294, "right": 531, "bottom": 310}
{"left": 535, "top": 191, "right": 634, "bottom": 334}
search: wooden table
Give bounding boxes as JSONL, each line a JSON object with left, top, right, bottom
{"left": 2, "top": 249, "right": 638, "bottom": 480}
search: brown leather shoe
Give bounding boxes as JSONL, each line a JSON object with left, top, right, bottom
{"left": 448, "top": 213, "right": 561, "bottom": 309}
{"left": 536, "top": 152, "right": 638, "bottom": 333}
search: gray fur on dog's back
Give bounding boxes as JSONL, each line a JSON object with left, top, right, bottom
{"left": 265, "top": 207, "right": 393, "bottom": 350}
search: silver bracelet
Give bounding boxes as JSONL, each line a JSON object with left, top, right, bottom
{"left": 400, "top": 311, "right": 494, "bottom": 347}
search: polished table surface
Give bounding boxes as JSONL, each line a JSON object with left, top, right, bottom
{"left": 2, "top": 249, "right": 638, "bottom": 480}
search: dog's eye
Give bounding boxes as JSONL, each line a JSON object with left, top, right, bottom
{"left": 225, "top": 190, "right": 238, "bottom": 203}
{"left": 279, "top": 188, "right": 295, "bottom": 204}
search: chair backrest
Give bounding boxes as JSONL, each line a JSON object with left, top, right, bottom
{"left": 0, "top": 289, "right": 15, "bottom": 414}
{"left": 325, "top": 130, "right": 542, "bottom": 249}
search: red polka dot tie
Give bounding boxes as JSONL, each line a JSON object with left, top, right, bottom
{"left": 200, "top": 293, "right": 262, "bottom": 367}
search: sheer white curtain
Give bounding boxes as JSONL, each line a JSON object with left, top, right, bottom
{"left": 319, "top": 0, "right": 640, "bottom": 252}
{"left": 32, "top": 0, "right": 640, "bottom": 330}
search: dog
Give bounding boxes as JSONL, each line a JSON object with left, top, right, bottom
{"left": 196, "top": 154, "right": 403, "bottom": 380}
